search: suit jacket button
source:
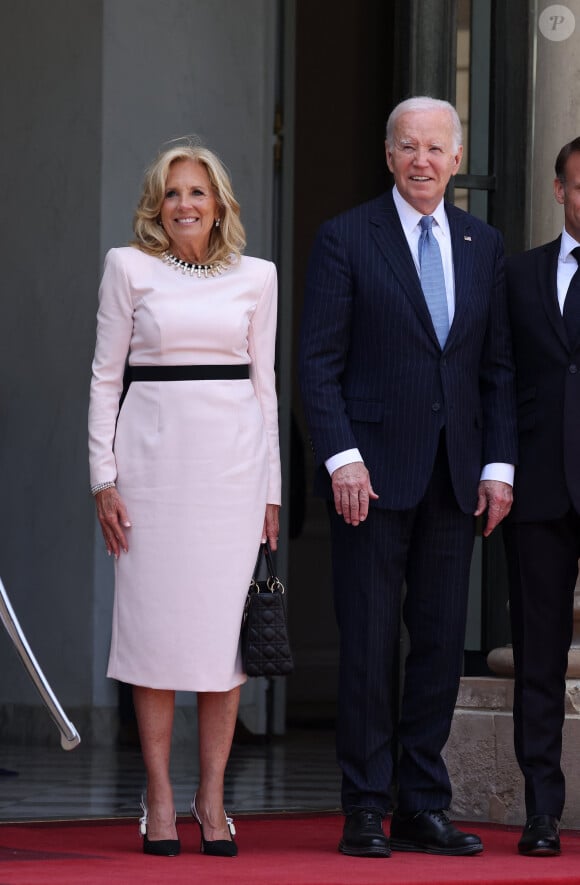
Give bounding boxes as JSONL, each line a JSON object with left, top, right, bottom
{"left": 432, "top": 402, "right": 441, "bottom": 412}
{"left": 570, "top": 364, "right": 578, "bottom": 374}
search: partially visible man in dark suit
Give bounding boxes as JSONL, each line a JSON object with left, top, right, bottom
{"left": 504, "top": 137, "right": 580, "bottom": 857}
{"left": 299, "top": 96, "right": 517, "bottom": 858}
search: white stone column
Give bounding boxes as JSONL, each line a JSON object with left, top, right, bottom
{"left": 527, "top": 0, "right": 580, "bottom": 247}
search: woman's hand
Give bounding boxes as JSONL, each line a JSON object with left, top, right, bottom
{"left": 94, "top": 486, "right": 131, "bottom": 558}
{"left": 261, "top": 503, "right": 280, "bottom": 551}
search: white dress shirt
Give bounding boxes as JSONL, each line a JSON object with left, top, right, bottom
{"left": 393, "top": 185, "right": 455, "bottom": 324}
{"left": 325, "top": 186, "right": 513, "bottom": 487}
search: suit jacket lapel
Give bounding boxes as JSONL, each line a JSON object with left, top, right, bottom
{"left": 369, "top": 195, "right": 440, "bottom": 345}
{"left": 446, "top": 203, "right": 474, "bottom": 345}
{"left": 537, "top": 237, "right": 566, "bottom": 348}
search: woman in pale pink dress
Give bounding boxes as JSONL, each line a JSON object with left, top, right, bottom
{"left": 88, "top": 143, "right": 281, "bottom": 857}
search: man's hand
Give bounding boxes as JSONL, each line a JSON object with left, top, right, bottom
{"left": 474, "top": 479, "right": 513, "bottom": 537}
{"left": 331, "top": 462, "right": 379, "bottom": 526}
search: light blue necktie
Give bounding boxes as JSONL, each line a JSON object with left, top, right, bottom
{"left": 418, "top": 216, "right": 449, "bottom": 348}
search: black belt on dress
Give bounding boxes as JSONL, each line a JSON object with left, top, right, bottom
{"left": 126, "top": 364, "right": 250, "bottom": 382}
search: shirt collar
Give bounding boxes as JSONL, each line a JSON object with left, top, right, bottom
{"left": 392, "top": 186, "right": 448, "bottom": 237}
{"left": 560, "top": 227, "right": 580, "bottom": 262}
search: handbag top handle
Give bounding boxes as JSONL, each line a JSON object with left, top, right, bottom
{"left": 252, "top": 542, "right": 284, "bottom": 594}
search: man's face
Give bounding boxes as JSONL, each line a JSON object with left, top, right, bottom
{"left": 554, "top": 152, "right": 580, "bottom": 242}
{"left": 386, "top": 109, "right": 463, "bottom": 215}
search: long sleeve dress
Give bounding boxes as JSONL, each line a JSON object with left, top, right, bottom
{"left": 88, "top": 246, "right": 281, "bottom": 691}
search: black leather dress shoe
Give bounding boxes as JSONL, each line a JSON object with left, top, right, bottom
{"left": 518, "top": 814, "right": 561, "bottom": 856}
{"left": 339, "top": 809, "right": 391, "bottom": 857}
{"left": 390, "top": 809, "right": 483, "bottom": 855}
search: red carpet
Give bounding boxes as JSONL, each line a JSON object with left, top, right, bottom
{"left": 1, "top": 814, "right": 580, "bottom": 885}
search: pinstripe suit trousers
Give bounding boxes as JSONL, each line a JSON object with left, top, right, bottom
{"left": 329, "top": 436, "right": 475, "bottom": 814}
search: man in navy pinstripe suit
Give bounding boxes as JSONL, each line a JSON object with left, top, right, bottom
{"left": 299, "top": 97, "right": 517, "bottom": 858}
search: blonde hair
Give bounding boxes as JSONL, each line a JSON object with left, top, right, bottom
{"left": 132, "top": 142, "right": 246, "bottom": 264}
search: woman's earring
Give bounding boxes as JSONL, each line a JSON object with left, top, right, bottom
{"left": 215, "top": 218, "right": 221, "bottom": 228}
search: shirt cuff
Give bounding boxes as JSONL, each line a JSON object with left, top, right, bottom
{"left": 480, "top": 462, "right": 514, "bottom": 486}
{"left": 325, "top": 448, "right": 364, "bottom": 476}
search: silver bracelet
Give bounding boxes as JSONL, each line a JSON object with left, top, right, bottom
{"left": 91, "top": 481, "right": 116, "bottom": 496}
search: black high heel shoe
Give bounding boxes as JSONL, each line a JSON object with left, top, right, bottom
{"left": 139, "top": 796, "right": 181, "bottom": 857}
{"left": 190, "top": 793, "right": 238, "bottom": 857}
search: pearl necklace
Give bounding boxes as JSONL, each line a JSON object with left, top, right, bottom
{"left": 162, "top": 251, "right": 227, "bottom": 278}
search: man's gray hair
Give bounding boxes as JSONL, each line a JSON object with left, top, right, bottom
{"left": 385, "top": 97, "right": 463, "bottom": 152}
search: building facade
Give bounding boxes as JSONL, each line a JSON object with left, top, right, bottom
{"left": 0, "top": 0, "right": 577, "bottom": 763}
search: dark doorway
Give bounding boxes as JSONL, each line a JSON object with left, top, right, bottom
{"left": 287, "top": 0, "right": 396, "bottom": 724}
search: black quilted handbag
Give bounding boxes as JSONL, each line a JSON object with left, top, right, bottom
{"left": 241, "top": 542, "right": 294, "bottom": 677}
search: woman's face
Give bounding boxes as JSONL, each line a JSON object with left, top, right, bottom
{"left": 160, "top": 159, "right": 219, "bottom": 262}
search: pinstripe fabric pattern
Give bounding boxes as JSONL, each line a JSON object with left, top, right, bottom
{"left": 299, "top": 190, "right": 517, "bottom": 815}
{"left": 299, "top": 191, "right": 517, "bottom": 514}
